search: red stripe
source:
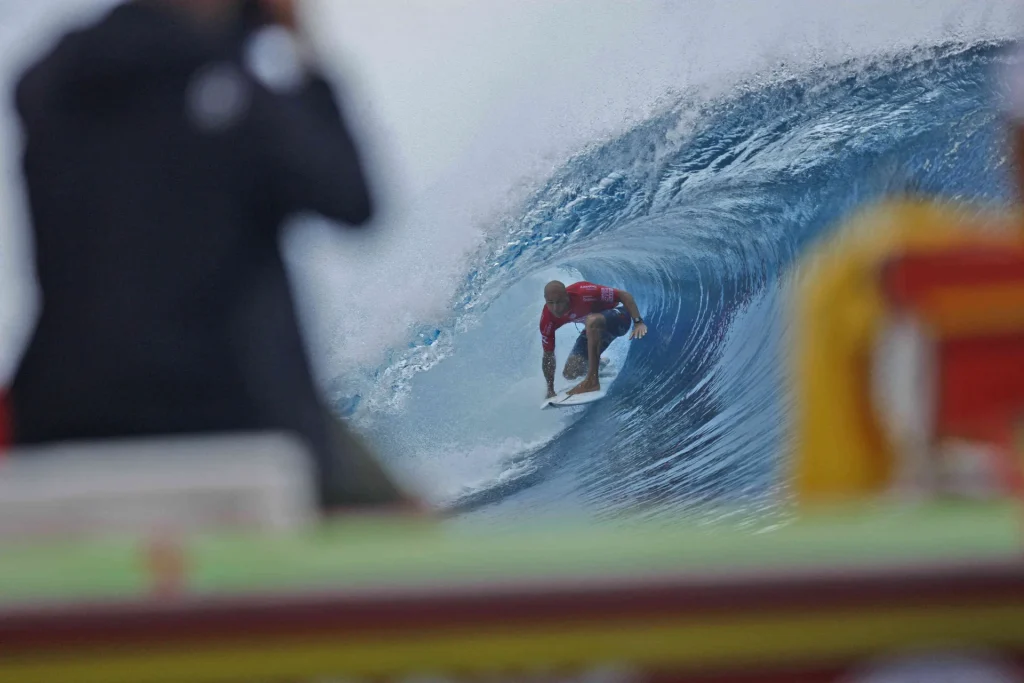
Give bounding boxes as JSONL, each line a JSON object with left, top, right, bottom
{"left": 881, "top": 247, "right": 1024, "bottom": 308}
{"left": 1, "top": 560, "right": 1023, "bottom": 651}
{"left": 936, "top": 336, "right": 1024, "bottom": 430}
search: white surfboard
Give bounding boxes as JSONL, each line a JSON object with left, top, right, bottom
{"left": 540, "top": 359, "right": 618, "bottom": 409}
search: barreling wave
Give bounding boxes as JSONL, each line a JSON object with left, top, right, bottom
{"left": 339, "top": 40, "right": 1015, "bottom": 517}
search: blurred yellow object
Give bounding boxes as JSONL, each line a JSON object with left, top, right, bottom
{"left": 790, "top": 199, "right": 1024, "bottom": 503}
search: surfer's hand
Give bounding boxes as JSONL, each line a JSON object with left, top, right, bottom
{"left": 630, "top": 322, "right": 648, "bottom": 340}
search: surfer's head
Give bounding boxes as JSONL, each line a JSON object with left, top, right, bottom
{"left": 544, "top": 280, "right": 570, "bottom": 317}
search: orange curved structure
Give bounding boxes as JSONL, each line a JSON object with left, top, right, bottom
{"left": 791, "top": 199, "right": 1024, "bottom": 501}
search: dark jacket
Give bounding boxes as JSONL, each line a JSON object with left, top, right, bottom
{"left": 9, "top": 1, "right": 376, "bottom": 507}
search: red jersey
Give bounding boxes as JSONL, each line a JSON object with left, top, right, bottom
{"left": 540, "top": 281, "right": 622, "bottom": 352}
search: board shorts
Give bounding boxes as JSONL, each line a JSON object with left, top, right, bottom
{"left": 568, "top": 307, "right": 632, "bottom": 362}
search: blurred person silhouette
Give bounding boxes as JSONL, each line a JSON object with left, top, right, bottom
{"left": 7, "top": 0, "right": 413, "bottom": 511}
{"left": 1008, "top": 42, "right": 1024, "bottom": 207}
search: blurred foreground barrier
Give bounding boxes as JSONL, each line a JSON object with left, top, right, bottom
{"left": 0, "top": 433, "right": 317, "bottom": 539}
{"left": 0, "top": 500, "right": 1023, "bottom": 682}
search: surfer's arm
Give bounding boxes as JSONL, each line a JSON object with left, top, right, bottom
{"left": 617, "top": 290, "right": 642, "bottom": 322}
{"left": 543, "top": 352, "right": 557, "bottom": 396}
{"left": 540, "top": 314, "right": 558, "bottom": 395}
{"left": 540, "top": 315, "right": 557, "bottom": 395}
{"left": 617, "top": 289, "right": 649, "bottom": 340}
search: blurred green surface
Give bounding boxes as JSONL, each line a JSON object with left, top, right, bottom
{"left": 0, "top": 501, "right": 1020, "bottom": 606}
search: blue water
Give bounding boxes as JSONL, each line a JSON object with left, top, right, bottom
{"left": 343, "top": 40, "right": 1017, "bottom": 520}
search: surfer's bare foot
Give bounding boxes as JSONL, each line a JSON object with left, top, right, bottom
{"left": 568, "top": 377, "right": 600, "bottom": 396}
{"left": 546, "top": 387, "right": 557, "bottom": 399}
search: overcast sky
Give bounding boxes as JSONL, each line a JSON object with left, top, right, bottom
{"left": 1, "top": 0, "right": 1021, "bottom": 383}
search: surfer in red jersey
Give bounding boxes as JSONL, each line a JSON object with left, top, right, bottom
{"left": 541, "top": 281, "right": 647, "bottom": 398}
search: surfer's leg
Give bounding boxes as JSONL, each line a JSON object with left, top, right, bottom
{"left": 563, "top": 332, "right": 590, "bottom": 379}
{"left": 582, "top": 313, "right": 607, "bottom": 380}
{"left": 566, "top": 315, "right": 606, "bottom": 396}
{"left": 565, "top": 308, "right": 625, "bottom": 381}
{"left": 591, "top": 308, "right": 630, "bottom": 357}
{"left": 603, "top": 307, "right": 632, "bottom": 341}
{"left": 563, "top": 351, "right": 587, "bottom": 379}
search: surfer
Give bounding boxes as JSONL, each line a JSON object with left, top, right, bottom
{"left": 541, "top": 281, "right": 647, "bottom": 398}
